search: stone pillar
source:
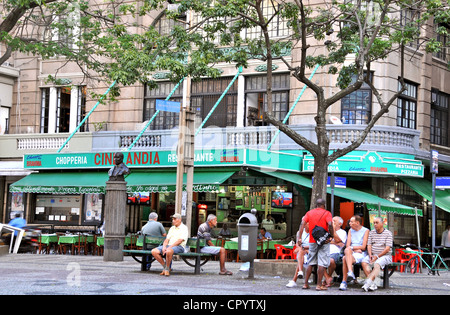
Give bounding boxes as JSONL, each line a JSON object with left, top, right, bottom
{"left": 103, "top": 180, "right": 127, "bottom": 262}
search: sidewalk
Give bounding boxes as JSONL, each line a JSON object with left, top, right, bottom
{"left": 1, "top": 254, "right": 449, "bottom": 295}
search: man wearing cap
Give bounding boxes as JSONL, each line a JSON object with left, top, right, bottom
{"left": 151, "top": 213, "right": 188, "bottom": 276}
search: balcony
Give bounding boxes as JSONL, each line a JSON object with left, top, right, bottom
{"left": 91, "top": 124, "right": 422, "bottom": 155}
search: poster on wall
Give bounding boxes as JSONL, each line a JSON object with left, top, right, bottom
{"left": 10, "top": 192, "right": 25, "bottom": 219}
{"left": 85, "top": 193, "right": 102, "bottom": 222}
{"left": 369, "top": 211, "right": 388, "bottom": 230}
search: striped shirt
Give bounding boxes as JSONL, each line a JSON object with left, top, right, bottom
{"left": 368, "top": 228, "right": 393, "bottom": 256}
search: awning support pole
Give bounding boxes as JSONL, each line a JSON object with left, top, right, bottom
{"left": 194, "top": 67, "right": 243, "bottom": 136}
{"left": 267, "top": 64, "right": 320, "bottom": 150}
{"left": 126, "top": 77, "right": 185, "bottom": 151}
{"left": 57, "top": 80, "right": 117, "bottom": 153}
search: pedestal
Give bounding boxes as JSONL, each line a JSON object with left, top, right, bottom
{"left": 103, "top": 180, "right": 127, "bottom": 262}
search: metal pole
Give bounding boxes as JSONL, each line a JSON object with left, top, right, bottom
{"left": 414, "top": 207, "right": 423, "bottom": 271}
{"left": 330, "top": 173, "right": 335, "bottom": 216}
{"left": 267, "top": 64, "right": 320, "bottom": 150}
{"left": 127, "top": 77, "right": 184, "bottom": 151}
{"left": 432, "top": 172, "right": 436, "bottom": 253}
{"left": 57, "top": 80, "right": 117, "bottom": 153}
{"left": 195, "top": 67, "right": 243, "bottom": 136}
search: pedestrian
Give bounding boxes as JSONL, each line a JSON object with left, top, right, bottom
{"left": 298, "top": 198, "right": 334, "bottom": 291}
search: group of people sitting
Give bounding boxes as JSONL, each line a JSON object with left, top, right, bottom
{"left": 286, "top": 199, "right": 393, "bottom": 292}
{"left": 141, "top": 212, "right": 233, "bottom": 276}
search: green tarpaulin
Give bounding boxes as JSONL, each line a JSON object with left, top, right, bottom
{"left": 255, "top": 169, "right": 420, "bottom": 216}
{"left": 9, "top": 169, "right": 236, "bottom": 194}
{"left": 401, "top": 177, "right": 450, "bottom": 214}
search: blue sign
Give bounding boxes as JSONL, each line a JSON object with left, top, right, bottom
{"left": 312, "top": 176, "right": 347, "bottom": 188}
{"left": 328, "top": 176, "right": 347, "bottom": 188}
{"left": 436, "top": 177, "right": 450, "bottom": 189}
{"left": 156, "top": 99, "right": 181, "bottom": 113}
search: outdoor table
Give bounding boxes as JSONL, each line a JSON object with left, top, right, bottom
{"left": 96, "top": 236, "right": 132, "bottom": 247}
{"left": 57, "top": 235, "right": 94, "bottom": 254}
{"left": 38, "top": 234, "right": 58, "bottom": 254}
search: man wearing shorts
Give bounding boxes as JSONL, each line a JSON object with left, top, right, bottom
{"left": 197, "top": 214, "right": 232, "bottom": 275}
{"left": 361, "top": 217, "right": 393, "bottom": 291}
{"left": 151, "top": 213, "right": 188, "bottom": 276}
{"left": 298, "top": 199, "right": 334, "bottom": 291}
{"left": 340, "top": 215, "right": 369, "bottom": 290}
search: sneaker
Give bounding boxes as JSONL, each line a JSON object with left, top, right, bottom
{"left": 362, "top": 279, "right": 373, "bottom": 292}
{"left": 286, "top": 280, "right": 297, "bottom": 288}
{"left": 339, "top": 282, "right": 347, "bottom": 291}
{"left": 347, "top": 271, "right": 356, "bottom": 282}
{"left": 368, "top": 283, "right": 378, "bottom": 291}
{"left": 297, "top": 270, "right": 304, "bottom": 279}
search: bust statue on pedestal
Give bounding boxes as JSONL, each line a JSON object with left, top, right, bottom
{"left": 108, "top": 152, "right": 130, "bottom": 181}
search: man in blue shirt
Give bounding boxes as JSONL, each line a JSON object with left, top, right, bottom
{"left": 8, "top": 213, "right": 26, "bottom": 236}
{"left": 258, "top": 227, "right": 272, "bottom": 240}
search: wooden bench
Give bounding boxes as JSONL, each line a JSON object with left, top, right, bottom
{"left": 122, "top": 235, "right": 213, "bottom": 274}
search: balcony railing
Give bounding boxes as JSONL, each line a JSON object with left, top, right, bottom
{"left": 91, "top": 124, "right": 421, "bottom": 155}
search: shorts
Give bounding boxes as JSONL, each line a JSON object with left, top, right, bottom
{"left": 307, "top": 242, "right": 330, "bottom": 267}
{"left": 362, "top": 255, "right": 392, "bottom": 269}
{"left": 353, "top": 252, "right": 367, "bottom": 264}
{"left": 155, "top": 245, "right": 186, "bottom": 255}
{"left": 200, "top": 246, "right": 221, "bottom": 255}
{"left": 330, "top": 252, "right": 343, "bottom": 263}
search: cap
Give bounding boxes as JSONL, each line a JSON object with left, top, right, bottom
{"left": 171, "top": 213, "right": 182, "bottom": 220}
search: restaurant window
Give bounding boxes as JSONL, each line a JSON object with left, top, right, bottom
{"left": 341, "top": 73, "right": 373, "bottom": 125}
{"left": 397, "top": 81, "right": 418, "bottom": 129}
{"left": 34, "top": 194, "right": 81, "bottom": 224}
{"left": 143, "top": 81, "right": 183, "bottom": 130}
{"left": 431, "top": 89, "right": 450, "bottom": 147}
{"left": 83, "top": 193, "right": 103, "bottom": 223}
{"left": 191, "top": 77, "right": 238, "bottom": 128}
{"left": 245, "top": 73, "right": 290, "bottom": 125}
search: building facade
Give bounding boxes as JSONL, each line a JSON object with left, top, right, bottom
{"left": 1, "top": 1, "right": 449, "bottom": 245}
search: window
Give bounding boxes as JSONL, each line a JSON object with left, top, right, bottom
{"left": 400, "top": 8, "right": 420, "bottom": 49}
{"left": 397, "top": 81, "right": 418, "bottom": 129}
{"left": 40, "top": 88, "right": 50, "bottom": 133}
{"left": 143, "top": 81, "right": 183, "bottom": 130}
{"left": 431, "top": 89, "right": 450, "bottom": 146}
{"left": 341, "top": 73, "right": 373, "bottom": 125}
{"left": 34, "top": 194, "right": 81, "bottom": 224}
{"left": 40, "top": 86, "right": 86, "bottom": 133}
{"left": 243, "top": 0, "right": 290, "bottom": 39}
{"left": 245, "top": 73, "right": 290, "bottom": 124}
{"left": 153, "top": 12, "right": 186, "bottom": 37}
{"left": 433, "top": 23, "right": 449, "bottom": 62}
{"left": 191, "top": 77, "right": 238, "bottom": 128}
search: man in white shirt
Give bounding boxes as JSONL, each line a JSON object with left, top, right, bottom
{"left": 151, "top": 213, "right": 188, "bottom": 276}
{"left": 323, "top": 216, "right": 347, "bottom": 287}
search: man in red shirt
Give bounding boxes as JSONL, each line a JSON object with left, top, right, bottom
{"left": 298, "top": 198, "right": 334, "bottom": 290}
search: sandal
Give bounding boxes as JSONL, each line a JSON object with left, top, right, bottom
{"left": 302, "top": 284, "right": 310, "bottom": 289}
{"left": 219, "top": 270, "right": 233, "bottom": 275}
{"left": 315, "top": 285, "right": 328, "bottom": 291}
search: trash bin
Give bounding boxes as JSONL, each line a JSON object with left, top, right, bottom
{"left": 237, "top": 209, "right": 259, "bottom": 262}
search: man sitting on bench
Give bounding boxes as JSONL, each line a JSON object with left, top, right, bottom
{"left": 361, "top": 217, "right": 393, "bottom": 292}
{"left": 197, "top": 214, "right": 233, "bottom": 275}
{"left": 151, "top": 213, "right": 188, "bottom": 276}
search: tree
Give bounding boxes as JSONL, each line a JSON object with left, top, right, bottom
{"left": 167, "top": 0, "right": 449, "bottom": 206}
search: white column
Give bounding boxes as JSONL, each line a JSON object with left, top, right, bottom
{"left": 48, "top": 87, "right": 58, "bottom": 134}
{"left": 69, "top": 86, "right": 79, "bottom": 133}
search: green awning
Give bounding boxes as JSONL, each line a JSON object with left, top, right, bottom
{"left": 401, "top": 177, "right": 450, "bottom": 213}
{"left": 125, "top": 169, "right": 235, "bottom": 193}
{"left": 10, "top": 169, "right": 236, "bottom": 194}
{"left": 10, "top": 172, "right": 109, "bottom": 194}
{"left": 255, "top": 169, "right": 420, "bottom": 216}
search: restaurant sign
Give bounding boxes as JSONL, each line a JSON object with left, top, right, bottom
{"left": 302, "top": 151, "right": 424, "bottom": 177}
{"left": 23, "top": 149, "right": 303, "bottom": 172}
